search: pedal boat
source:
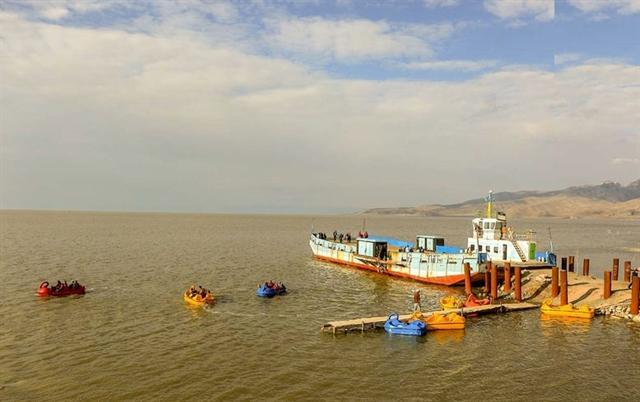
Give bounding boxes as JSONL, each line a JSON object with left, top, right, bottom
{"left": 412, "top": 311, "right": 465, "bottom": 330}
{"left": 384, "top": 313, "right": 427, "bottom": 336}
{"left": 183, "top": 290, "right": 215, "bottom": 306}
{"left": 256, "top": 283, "right": 287, "bottom": 298}
{"left": 439, "top": 296, "right": 463, "bottom": 310}
{"left": 37, "top": 281, "right": 85, "bottom": 297}
{"left": 540, "top": 299, "right": 594, "bottom": 319}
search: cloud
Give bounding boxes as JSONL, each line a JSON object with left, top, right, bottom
{"left": 424, "top": 0, "right": 461, "bottom": 8}
{"left": 484, "top": 0, "right": 554, "bottom": 22}
{"left": 612, "top": 158, "right": 640, "bottom": 165}
{"left": 1, "top": 12, "right": 639, "bottom": 212}
{"left": 567, "top": 0, "right": 640, "bottom": 15}
{"left": 264, "top": 17, "right": 459, "bottom": 62}
{"left": 554, "top": 53, "right": 582, "bottom": 65}
{"left": 404, "top": 59, "right": 498, "bottom": 71}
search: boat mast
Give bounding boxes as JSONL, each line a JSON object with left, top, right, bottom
{"left": 485, "top": 190, "right": 494, "bottom": 218}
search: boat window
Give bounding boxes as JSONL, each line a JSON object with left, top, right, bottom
{"left": 478, "top": 245, "right": 483, "bottom": 252}
{"left": 490, "top": 223, "right": 495, "bottom": 229}
{"left": 494, "top": 246, "right": 499, "bottom": 253}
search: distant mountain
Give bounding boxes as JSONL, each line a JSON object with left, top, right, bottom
{"left": 363, "top": 179, "right": 640, "bottom": 219}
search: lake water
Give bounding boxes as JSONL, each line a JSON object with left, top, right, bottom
{"left": 1, "top": 211, "right": 639, "bottom": 400}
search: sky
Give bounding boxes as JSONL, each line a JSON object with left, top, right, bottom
{"left": 0, "top": 0, "right": 639, "bottom": 213}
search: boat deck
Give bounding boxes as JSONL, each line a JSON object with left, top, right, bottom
{"left": 321, "top": 302, "right": 537, "bottom": 334}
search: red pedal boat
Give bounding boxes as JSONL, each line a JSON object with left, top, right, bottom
{"left": 463, "top": 293, "right": 490, "bottom": 307}
{"left": 38, "top": 281, "right": 85, "bottom": 297}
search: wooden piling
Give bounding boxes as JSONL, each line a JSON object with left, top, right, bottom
{"left": 613, "top": 258, "right": 619, "bottom": 281}
{"left": 491, "top": 263, "right": 498, "bottom": 301}
{"left": 603, "top": 271, "right": 612, "bottom": 299}
{"left": 551, "top": 266, "right": 559, "bottom": 297}
{"left": 464, "top": 263, "right": 472, "bottom": 295}
{"left": 504, "top": 262, "right": 511, "bottom": 293}
{"left": 624, "top": 261, "right": 631, "bottom": 282}
{"left": 484, "top": 264, "right": 491, "bottom": 293}
{"left": 560, "top": 269, "right": 568, "bottom": 305}
{"left": 631, "top": 276, "right": 639, "bottom": 315}
{"left": 514, "top": 266, "right": 522, "bottom": 302}
{"left": 582, "top": 258, "right": 590, "bottom": 276}
{"left": 568, "top": 256, "right": 575, "bottom": 273}
{"left": 561, "top": 257, "right": 567, "bottom": 271}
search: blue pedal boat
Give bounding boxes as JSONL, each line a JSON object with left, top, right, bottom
{"left": 256, "top": 283, "right": 287, "bottom": 298}
{"left": 384, "top": 313, "right": 427, "bottom": 336}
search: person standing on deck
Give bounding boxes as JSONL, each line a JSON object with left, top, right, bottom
{"left": 333, "top": 230, "right": 338, "bottom": 241}
{"left": 412, "top": 289, "right": 421, "bottom": 312}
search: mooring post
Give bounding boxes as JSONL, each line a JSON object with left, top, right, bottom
{"left": 561, "top": 257, "right": 567, "bottom": 271}
{"left": 604, "top": 271, "right": 612, "bottom": 299}
{"left": 624, "top": 261, "right": 631, "bottom": 282}
{"left": 514, "top": 266, "right": 522, "bottom": 302}
{"left": 551, "top": 266, "right": 559, "bottom": 297}
{"left": 568, "top": 256, "right": 575, "bottom": 273}
{"left": 560, "top": 269, "right": 568, "bottom": 305}
{"left": 631, "top": 276, "right": 639, "bottom": 315}
{"left": 484, "top": 262, "right": 491, "bottom": 293}
{"left": 583, "top": 258, "right": 590, "bottom": 276}
{"left": 464, "top": 263, "right": 472, "bottom": 295}
{"left": 504, "top": 262, "right": 512, "bottom": 293}
{"left": 491, "top": 263, "right": 498, "bottom": 301}
{"left": 613, "top": 258, "right": 619, "bottom": 281}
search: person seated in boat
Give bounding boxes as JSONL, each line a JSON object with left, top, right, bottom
{"left": 267, "top": 280, "right": 275, "bottom": 289}
{"left": 55, "top": 280, "right": 62, "bottom": 291}
{"left": 200, "top": 288, "right": 207, "bottom": 298}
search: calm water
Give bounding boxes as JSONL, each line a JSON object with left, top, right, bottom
{"left": 1, "top": 211, "right": 639, "bottom": 401}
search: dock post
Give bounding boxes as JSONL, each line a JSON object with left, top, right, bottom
{"left": 613, "top": 258, "right": 619, "bottom": 281}
{"left": 464, "top": 263, "right": 472, "bottom": 295}
{"left": 631, "top": 276, "right": 639, "bottom": 315}
{"left": 504, "top": 262, "right": 511, "bottom": 293}
{"left": 561, "top": 257, "right": 567, "bottom": 271}
{"left": 582, "top": 258, "right": 590, "bottom": 276}
{"left": 484, "top": 263, "right": 491, "bottom": 293}
{"left": 551, "top": 266, "right": 559, "bottom": 297}
{"left": 604, "top": 271, "right": 612, "bottom": 299}
{"left": 560, "top": 269, "right": 568, "bottom": 305}
{"left": 491, "top": 263, "right": 498, "bottom": 301}
{"left": 568, "top": 256, "right": 575, "bottom": 273}
{"left": 624, "top": 261, "right": 631, "bottom": 282}
{"left": 514, "top": 266, "right": 522, "bottom": 302}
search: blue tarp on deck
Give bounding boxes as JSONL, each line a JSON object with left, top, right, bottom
{"left": 364, "top": 235, "right": 413, "bottom": 249}
{"left": 435, "top": 245, "right": 465, "bottom": 254}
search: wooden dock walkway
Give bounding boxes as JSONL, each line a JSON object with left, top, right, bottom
{"left": 321, "top": 302, "right": 537, "bottom": 334}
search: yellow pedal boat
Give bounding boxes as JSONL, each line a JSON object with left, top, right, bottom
{"left": 439, "top": 296, "right": 463, "bottom": 310}
{"left": 183, "top": 290, "right": 215, "bottom": 306}
{"left": 412, "top": 311, "right": 465, "bottom": 330}
{"left": 540, "top": 299, "right": 594, "bottom": 319}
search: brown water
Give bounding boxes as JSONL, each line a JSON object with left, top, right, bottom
{"left": 1, "top": 211, "right": 639, "bottom": 401}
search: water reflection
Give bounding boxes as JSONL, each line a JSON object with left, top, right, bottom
{"left": 539, "top": 313, "right": 592, "bottom": 336}
{"left": 429, "top": 329, "right": 465, "bottom": 344}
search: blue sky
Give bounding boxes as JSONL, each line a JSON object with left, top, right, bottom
{"left": 0, "top": 1, "right": 639, "bottom": 213}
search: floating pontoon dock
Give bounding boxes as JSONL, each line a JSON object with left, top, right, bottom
{"left": 321, "top": 302, "right": 537, "bottom": 334}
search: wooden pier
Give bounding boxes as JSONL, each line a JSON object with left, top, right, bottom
{"left": 321, "top": 302, "right": 537, "bottom": 334}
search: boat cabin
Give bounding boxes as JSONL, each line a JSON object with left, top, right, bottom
{"left": 416, "top": 235, "right": 445, "bottom": 252}
{"left": 357, "top": 239, "right": 388, "bottom": 260}
{"left": 471, "top": 217, "right": 507, "bottom": 241}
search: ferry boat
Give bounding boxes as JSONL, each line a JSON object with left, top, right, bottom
{"left": 309, "top": 191, "right": 555, "bottom": 286}
{"left": 466, "top": 191, "right": 556, "bottom": 266}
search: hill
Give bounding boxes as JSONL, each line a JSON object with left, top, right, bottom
{"left": 363, "top": 180, "right": 640, "bottom": 219}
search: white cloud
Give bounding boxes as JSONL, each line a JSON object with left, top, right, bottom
{"left": 484, "top": 0, "right": 554, "bottom": 22}
{"left": 554, "top": 53, "right": 582, "bottom": 65}
{"left": 612, "top": 158, "right": 640, "bottom": 165}
{"left": 405, "top": 59, "right": 498, "bottom": 71}
{"left": 568, "top": 0, "right": 640, "bottom": 15}
{"left": 1, "top": 12, "right": 639, "bottom": 211}
{"left": 424, "top": 0, "right": 461, "bottom": 7}
{"left": 265, "top": 17, "right": 459, "bottom": 62}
